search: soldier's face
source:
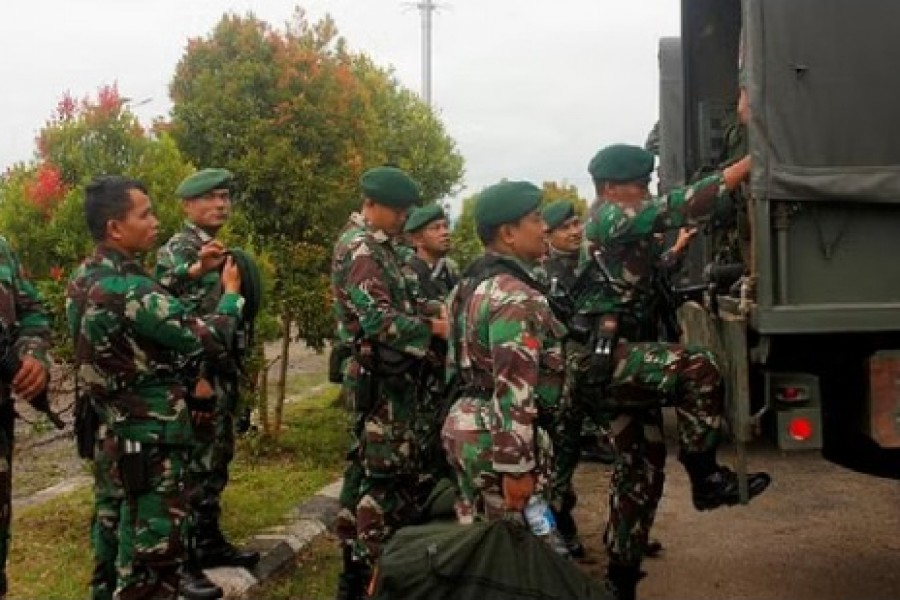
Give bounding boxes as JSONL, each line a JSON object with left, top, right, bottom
{"left": 184, "top": 188, "right": 230, "bottom": 232}
{"left": 110, "top": 189, "right": 159, "bottom": 254}
{"left": 548, "top": 216, "right": 582, "bottom": 253}
{"left": 415, "top": 218, "right": 451, "bottom": 255}
{"left": 367, "top": 201, "right": 408, "bottom": 235}
{"left": 507, "top": 210, "right": 547, "bottom": 263}
{"left": 604, "top": 180, "right": 651, "bottom": 207}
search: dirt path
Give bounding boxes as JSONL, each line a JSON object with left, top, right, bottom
{"left": 572, "top": 435, "right": 900, "bottom": 599}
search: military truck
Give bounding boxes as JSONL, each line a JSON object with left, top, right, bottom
{"left": 660, "top": 0, "right": 900, "bottom": 487}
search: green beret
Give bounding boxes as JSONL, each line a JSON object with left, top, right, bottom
{"left": 403, "top": 204, "right": 446, "bottom": 233}
{"left": 542, "top": 200, "right": 576, "bottom": 231}
{"left": 228, "top": 248, "right": 263, "bottom": 322}
{"left": 360, "top": 166, "right": 421, "bottom": 208}
{"left": 588, "top": 144, "right": 655, "bottom": 183}
{"left": 474, "top": 181, "right": 542, "bottom": 228}
{"left": 176, "top": 168, "right": 233, "bottom": 199}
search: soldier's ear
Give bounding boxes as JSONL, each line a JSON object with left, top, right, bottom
{"left": 106, "top": 219, "right": 123, "bottom": 242}
{"left": 497, "top": 222, "right": 517, "bottom": 247}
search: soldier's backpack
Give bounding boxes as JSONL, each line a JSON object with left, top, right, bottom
{"left": 370, "top": 519, "right": 612, "bottom": 600}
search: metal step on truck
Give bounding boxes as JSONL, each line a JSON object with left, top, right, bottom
{"left": 658, "top": 0, "right": 900, "bottom": 493}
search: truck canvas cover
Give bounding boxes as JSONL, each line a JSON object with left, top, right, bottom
{"left": 744, "top": 0, "right": 900, "bottom": 203}
{"left": 658, "top": 37, "right": 685, "bottom": 193}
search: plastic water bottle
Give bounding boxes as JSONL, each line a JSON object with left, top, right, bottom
{"left": 523, "top": 496, "right": 571, "bottom": 558}
{"left": 523, "top": 496, "right": 555, "bottom": 536}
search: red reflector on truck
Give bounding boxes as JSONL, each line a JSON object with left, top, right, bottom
{"left": 787, "top": 417, "right": 814, "bottom": 441}
{"left": 781, "top": 387, "right": 800, "bottom": 400}
{"left": 775, "top": 385, "right": 809, "bottom": 402}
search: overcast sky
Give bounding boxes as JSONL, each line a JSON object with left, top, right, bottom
{"left": 0, "top": 0, "right": 679, "bottom": 209}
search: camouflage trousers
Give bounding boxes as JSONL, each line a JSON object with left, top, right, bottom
{"left": 335, "top": 375, "right": 421, "bottom": 564}
{"left": 598, "top": 340, "right": 724, "bottom": 566}
{"left": 549, "top": 389, "right": 612, "bottom": 514}
{"left": 91, "top": 431, "right": 190, "bottom": 600}
{"left": 603, "top": 410, "right": 666, "bottom": 565}
{"left": 441, "top": 397, "right": 553, "bottom": 523}
{"left": 0, "top": 414, "right": 13, "bottom": 598}
{"left": 187, "top": 380, "right": 237, "bottom": 510}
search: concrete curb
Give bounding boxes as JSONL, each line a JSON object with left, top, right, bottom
{"left": 204, "top": 479, "right": 343, "bottom": 599}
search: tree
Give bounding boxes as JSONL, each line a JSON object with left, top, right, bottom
{"left": 168, "top": 10, "right": 464, "bottom": 436}
{"left": 0, "top": 85, "right": 194, "bottom": 357}
{"left": 448, "top": 193, "right": 481, "bottom": 269}
{"left": 350, "top": 54, "right": 464, "bottom": 203}
{"left": 449, "top": 180, "right": 589, "bottom": 270}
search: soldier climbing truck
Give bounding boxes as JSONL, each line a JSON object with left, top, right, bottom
{"left": 658, "top": 0, "right": 900, "bottom": 489}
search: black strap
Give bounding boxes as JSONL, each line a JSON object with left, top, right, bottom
{"left": 408, "top": 255, "right": 446, "bottom": 301}
{"left": 460, "top": 254, "right": 549, "bottom": 300}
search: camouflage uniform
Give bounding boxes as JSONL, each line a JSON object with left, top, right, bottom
{"left": 399, "top": 249, "right": 458, "bottom": 489}
{"left": 155, "top": 221, "right": 239, "bottom": 539}
{"left": 331, "top": 213, "right": 432, "bottom": 562}
{"left": 401, "top": 253, "right": 459, "bottom": 304}
{"left": 542, "top": 247, "right": 609, "bottom": 520}
{"left": 0, "top": 237, "right": 51, "bottom": 598}
{"left": 577, "top": 173, "right": 733, "bottom": 567}
{"left": 67, "top": 245, "right": 241, "bottom": 600}
{"left": 441, "top": 252, "right": 565, "bottom": 522}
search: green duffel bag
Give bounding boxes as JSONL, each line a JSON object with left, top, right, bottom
{"left": 371, "top": 519, "right": 612, "bottom": 600}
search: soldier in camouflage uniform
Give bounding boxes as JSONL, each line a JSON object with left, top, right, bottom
{"left": 155, "top": 169, "right": 260, "bottom": 576}
{"left": 67, "top": 176, "right": 243, "bottom": 600}
{"left": 0, "top": 237, "right": 51, "bottom": 600}
{"left": 441, "top": 181, "right": 565, "bottom": 524}
{"left": 540, "top": 199, "right": 614, "bottom": 559}
{"left": 401, "top": 204, "right": 459, "bottom": 302}
{"left": 331, "top": 167, "right": 448, "bottom": 600}
{"left": 400, "top": 204, "right": 458, "bottom": 489}
{"left": 578, "top": 145, "right": 771, "bottom": 600}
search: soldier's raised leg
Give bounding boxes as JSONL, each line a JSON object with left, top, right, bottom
{"left": 602, "top": 342, "right": 770, "bottom": 600}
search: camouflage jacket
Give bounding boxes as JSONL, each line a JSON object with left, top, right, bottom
{"left": 400, "top": 250, "right": 458, "bottom": 316}
{"left": 331, "top": 213, "right": 431, "bottom": 357}
{"left": 542, "top": 245, "right": 579, "bottom": 296}
{"left": 0, "top": 236, "right": 51, "bottom": 379}
{"left": 578, "top": 173, "right": 732, "bottom": 321}
{"left": 66, "top": 245, "right": 243, "bottom": 444}
{"left": 446, "top": 252, "right": 566, "bottom": 474}
{"left": 155, "top": 220, "right": 221, "bottom": 316}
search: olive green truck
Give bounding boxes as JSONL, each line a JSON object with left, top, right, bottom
{"left": 659, "top": 0, "right": 900, "bottom": 487}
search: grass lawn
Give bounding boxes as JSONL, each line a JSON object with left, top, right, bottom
{"left": 255, "top": 532, "right": 344, "bottom": 600}
{"left": 6, "top": 376, "right": 346, "bottom": 600}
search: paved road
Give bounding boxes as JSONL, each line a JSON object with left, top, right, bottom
{"left": 572, "top": 436, "right": 900, "bottom": 599}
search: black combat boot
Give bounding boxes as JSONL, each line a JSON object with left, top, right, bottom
{"left": 644, "top": 539, "right": 663, "bottom": 558}
{"left": 179, "top": 549, "right": 223, "bottom": 600}
{"left": 335, "top": 545, "right": 371, "bottom": 600}
{"left": 691, "top": 466, "right": 771, "bottom": 511}
{"left": 551, "top": 496, "right": 585, "bottom": 559}
{"left": 680, "top": 450, "right": 771, "bottom": 511}
{"left": 605, "top": 562, "right": 644, "bottom": 600}
{"left": 179, "top": 563, "right": 224, "bottom": 600}
{"left": 194, "top": 501, "right": 260, "bottom": 569}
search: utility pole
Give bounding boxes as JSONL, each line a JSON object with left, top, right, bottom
{"left": 417, "top": 0, "right": 436, "bottom": 106}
